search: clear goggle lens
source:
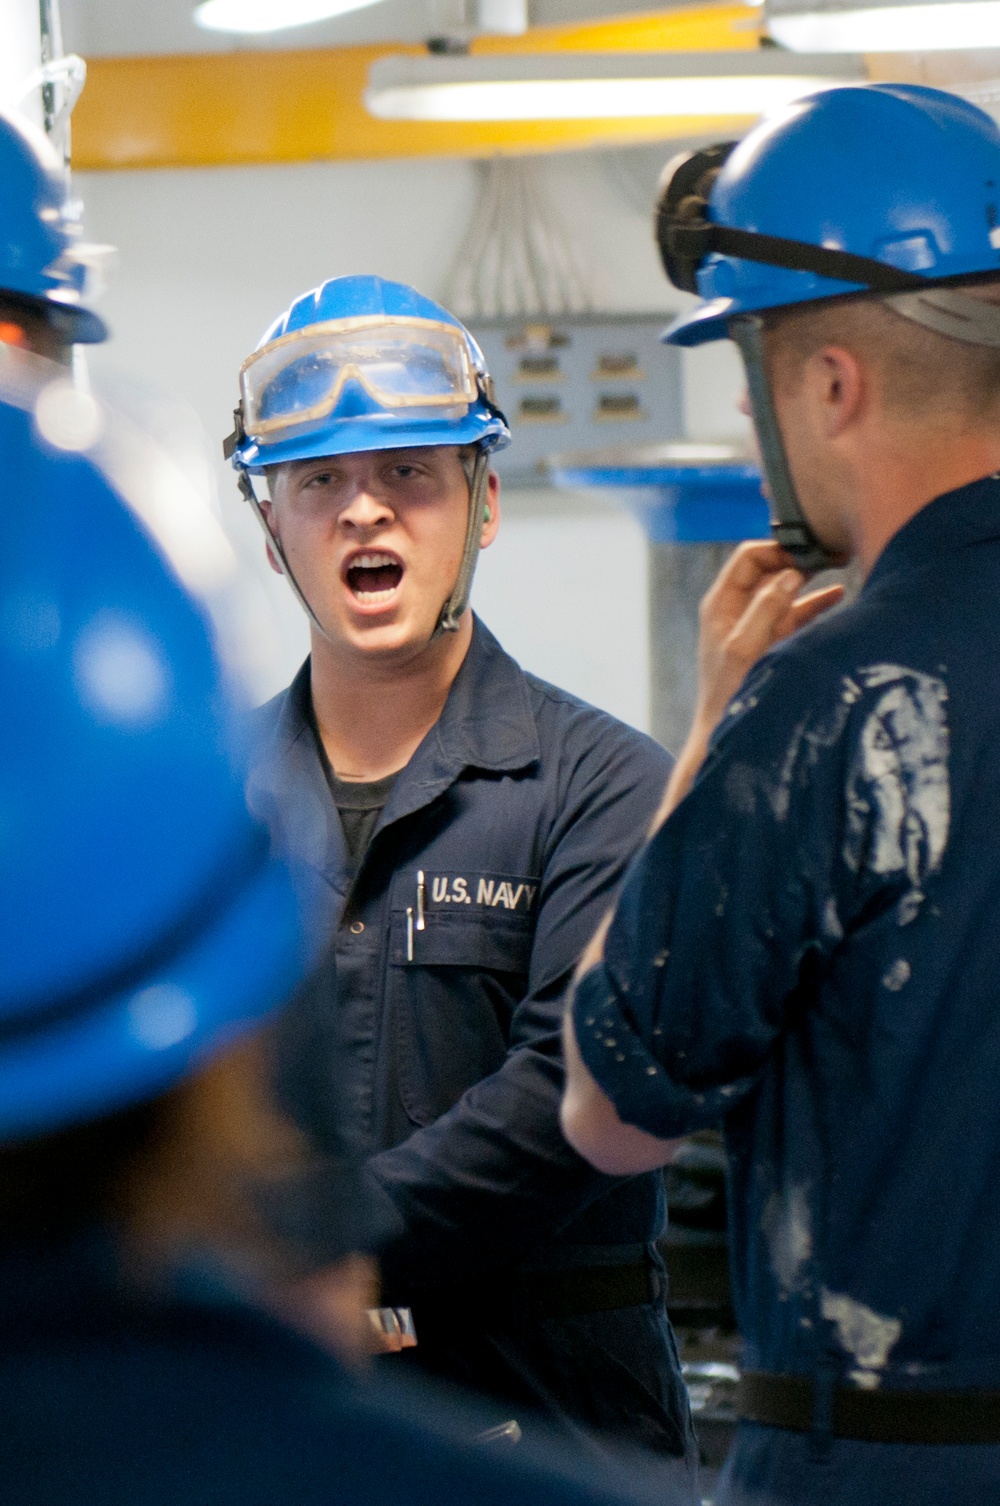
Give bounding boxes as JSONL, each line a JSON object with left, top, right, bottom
{"left": 240, "top": 317, "right": 479, "bottom": 441}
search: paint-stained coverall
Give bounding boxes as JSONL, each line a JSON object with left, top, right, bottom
{"left": 250, "top": 617, "right": 696, "bottom": 1485}
{"left": 572, "top": 476, "right": 1000, "bottom": 1503}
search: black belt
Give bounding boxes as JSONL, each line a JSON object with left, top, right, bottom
{"left": 739, "top": 1371, "right": 1000, "bottom": 1445}
{"left": 517, "top": 1260, "right": 660, "bottom": 1320}
{"left": 409, "top": 1260, "right": 661, "bottom": 1326}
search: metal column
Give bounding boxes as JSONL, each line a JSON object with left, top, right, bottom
{"left": 648, "top": 539, "right": 736, "bottom": 754}
{"left": 548, "top": 446, "right": 769, "bottom": 754}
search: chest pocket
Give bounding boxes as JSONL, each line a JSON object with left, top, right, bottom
{"left": 387, "top": 871, "right": 538, "bottom": 1128}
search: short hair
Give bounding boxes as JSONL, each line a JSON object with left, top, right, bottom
{"left": 765, "top": 279, "right": 1000, "bottom": 423}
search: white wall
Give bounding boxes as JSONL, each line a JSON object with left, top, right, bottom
{"left": 0, "top": 0, "right": 43, "bottom": 129}
{"left": 473, "top": 488, "right": 650, "bottom": 731}
{"left": 76, "top": 149, "right": 746, "bottom": 728}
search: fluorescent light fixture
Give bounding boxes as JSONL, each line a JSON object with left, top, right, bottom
{"left": 650, "top": 442, "right": 752, "bottom": 463}
{"left": 548, "top": 440, "right": 756, "bottom": 468}
{"left": 194, "top": 0, "right": 385, "bottom": 34}
{"left": 365, "top": 51, "right": 864, "bottom": 124}
{"left": 767, "top": 0, "right": 1000, "bottom": 51}
{"left": 478, "top": 0, "right": 528, "bottom": 33}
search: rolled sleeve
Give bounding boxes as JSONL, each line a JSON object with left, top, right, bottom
{"left": 577, "top": 651, "right": 864, "bottom": 1140}
{"left": 572, "top": 957, "right": 761, "bottom": 1138}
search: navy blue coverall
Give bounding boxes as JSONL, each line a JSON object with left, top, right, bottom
{"left": 573, "top": 476, "right": 1000, "bottom": 1503}
{"left": 0, "top": 1233, "right": 680, "bottom": 1506}
{"left": 249, "top": 618, "right": 695, "bottom": 1478}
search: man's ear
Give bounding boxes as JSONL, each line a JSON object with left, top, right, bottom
{"left": 812, "top": 345, "right": 864, "bottom": 440}
{"left": 480, "top": 471, "right": 501, "bottom": 550}
{"left": 258, "top": 497, "right": 285, "bottom": 577}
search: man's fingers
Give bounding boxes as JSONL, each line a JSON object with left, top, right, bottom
{"left": 788, "top": 584, "right": 845, "bottom": 631}
{"left": 693, "top": 561, "right": 821, "bottom": 738}
{"left": 725, "top": 539, "right": 800, "bottom": 587}
{"left": 726, "top": 568, "right": 804, "bottom": 665}
{"left": 764, "top": 583, "right": 845, "bottom": 650}
{"left": 701, "top": 539, "right": 800, "bottom": 622}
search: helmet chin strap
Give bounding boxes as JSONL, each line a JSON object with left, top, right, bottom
{"left": 731, "top": 285, "right": 1000, "bottom": 575}
{"left": 237, "top": 469, "right": 329, "bottom": 637}
{"left": 434, "top": 446, "right": 491, "bottom": 637}
{"left": 239, "top": 449, "right": 492, "bottom": 646}
{"left": 729, "top": 314, "right": 841, "bottom": 574}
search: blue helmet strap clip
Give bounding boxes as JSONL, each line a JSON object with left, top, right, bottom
{"left": 435, "top": 445, "right": 490, "bottom": 636}
{"left": 730, "top": 314, "right": 838, "bottom": 572}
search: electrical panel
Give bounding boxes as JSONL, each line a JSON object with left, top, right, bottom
{"left": 468, "top": 313, "right": 684, "bottom": 487}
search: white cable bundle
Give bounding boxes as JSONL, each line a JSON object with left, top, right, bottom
{"left": 442, "top": 156, "right": 593, "bottom": 318}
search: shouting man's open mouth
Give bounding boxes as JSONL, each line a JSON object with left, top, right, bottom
{"left": 343, "top": 550, "right": 404, "bottom": 608}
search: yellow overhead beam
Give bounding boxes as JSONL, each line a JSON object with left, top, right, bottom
{"left": 72, "top": 4, "right": 763, "bottom": 171}
{"left": 471, "top": 3, "right": 761, "bottom": 52}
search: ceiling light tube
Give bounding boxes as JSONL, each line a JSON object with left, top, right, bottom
{"left": 365, "top": 50, "right": 865, "bottom": 124}
{"left": 194, "top": 0, "right": 386, "bottom": 34}
{"left": 767, "top": 0, "right": 1000, "bottom": 50}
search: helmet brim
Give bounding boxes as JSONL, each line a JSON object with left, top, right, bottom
{"left": 236, "top": 409, "right": 510, "bottom": 474}
{"left": 63, "top": 305, "right": 109, "bottom": 345}
{"left": 2, "top": 288, "right": 109, "bottom": 345}
{"left": 0, "top": 850, "right": 312, "bottom": 1140}
{"left": 662, "top": 298, "right": 735, "bottom": 347}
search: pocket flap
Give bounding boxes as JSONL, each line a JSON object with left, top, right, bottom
{"left": 390, "top": 908, "right": 533, "bottom": 971}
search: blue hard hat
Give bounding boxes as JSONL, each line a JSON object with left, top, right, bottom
{"left": 662, "top": 84, "right": 1000, "bottom": 347}
{"left": 230, "top": 275, "right": 509, "bottom": 473}
{"left": 0, "top": 376, "right": 309, "bottom": 1140}
{"left": 0, "top": 109, "right": 107, "bottom": 344}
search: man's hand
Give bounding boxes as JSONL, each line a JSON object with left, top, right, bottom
{"left": 570, "top": 542, "right": 844, "bottom": 990}
{"left": 270, "top": 1252, "right": 384, "bottom": 1366}
{"left": 694, "top": 540, "right": 843, "bottom": 738}
{"left": 560, "top": 541, "right": 844, "bottom": 1177}
{"left": 561, "top": 1008, "right": 682, "bottom": 1175}
{"left": 656, "top": 542, "right": 844, "bottom": 825}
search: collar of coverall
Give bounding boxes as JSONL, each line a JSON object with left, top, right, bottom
{"left": 863, "top": 471, "right": 1000, "bottom": 595}
{"left": 274, "top": 617, "right": 542, "bottom": 784}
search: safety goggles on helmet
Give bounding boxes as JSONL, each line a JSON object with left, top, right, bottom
{"left": 655, "top": 134, "right": 1000, "bottom": 570}
{"left": 655, "top": 140, "right": 931, "bottom": 301}
{"left": 238, "top": 315, "right": 482, "bottom": 445}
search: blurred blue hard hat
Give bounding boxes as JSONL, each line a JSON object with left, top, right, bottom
{"left": 0, "top": 109, "right": 108, "bottom": 345}
{"left": 229, "top": 275, "right": 510, "bottom": 473}
{"left": 658, "top": 84, "right": 1000, "bottom": 347}
{"left": 0, "top": 355, "right": 309, "bottom": 1140}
